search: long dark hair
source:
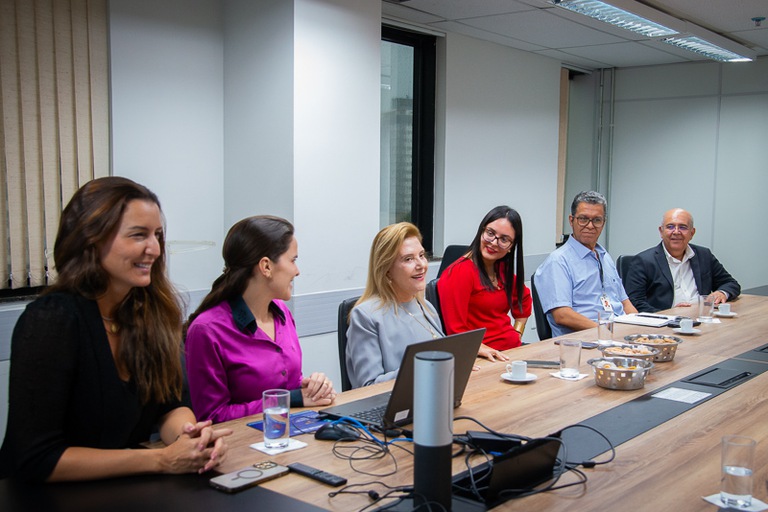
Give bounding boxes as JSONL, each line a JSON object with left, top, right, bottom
{"left": 186, "top": 215, "right": 294, "bottom": 330}
{"left": 47, "top": 176, "right": 183, "bottom": 404}
{"left": 467, "top": 205, "right": 525, "bottom": 314}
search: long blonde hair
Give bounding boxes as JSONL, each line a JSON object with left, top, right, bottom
{"left": 356, "top": 222, "right": 431, "bottom": 313}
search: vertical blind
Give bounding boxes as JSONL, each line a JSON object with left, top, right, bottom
{"left": 0, "top": 0, "right": 109, "bottom": 290}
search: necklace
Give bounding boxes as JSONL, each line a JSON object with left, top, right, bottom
{"left": 404, "top": 302, "right": 439, "bottom": 339}
{"left": 102, "top": 316, "right": 119, "bottom": 334}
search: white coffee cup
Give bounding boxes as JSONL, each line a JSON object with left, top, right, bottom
{"left": 679, "top": 318, "right": 694, "bottom": 332}
{"left": 718, "top": 303, "right": 731, "bottom": 315}
{"left": 506, "top": 360, "right": 527, "bottom": 380}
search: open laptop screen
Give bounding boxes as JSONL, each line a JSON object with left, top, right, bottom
{"left": 319, "top": 328, "right": 485, "bottom": 428}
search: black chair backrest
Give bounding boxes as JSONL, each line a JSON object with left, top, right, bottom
{"left": 424, "top": 278, "right": 444, "bottom": 331}
{"left": 337, "top": 296, "right": 360, "bottom": 392}
{"left": 530, "top": 273, "right": 552, "bottom": 341}
{"left": 616, "top": 254, "right": 635, "bottom": 281}
{"left": 437, "top": 244, "right": 470, "bottom": 278}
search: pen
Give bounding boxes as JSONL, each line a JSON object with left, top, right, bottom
{"left": 637, "top": 314, "right": 668, "bottom": 319}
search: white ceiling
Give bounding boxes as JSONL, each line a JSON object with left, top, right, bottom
{"left": 382, "top": 0, "right": 768, "bottom": 69}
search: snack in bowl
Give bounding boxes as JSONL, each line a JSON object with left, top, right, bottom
{"left": 601, "top": 344, "right": 660, "bottom": 365}
{"left": 623, "top": 334, "right": 684, "bottom": 362}
{"left": 588, "top": 357, "right": 654, "bottom": 390}
{"left": 597, "top": 361, "right": 637, "bottom": 370}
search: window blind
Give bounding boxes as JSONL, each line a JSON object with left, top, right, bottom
{"left": 0, "top": 0, "right": 109, "bottom": 290}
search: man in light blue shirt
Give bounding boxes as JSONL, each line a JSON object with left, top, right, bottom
{"left": 534, "top": 191, "right": 637, "bottom": 337}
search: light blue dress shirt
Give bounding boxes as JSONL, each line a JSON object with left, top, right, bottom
{"left": 534, "top": 235, "right": 628, "bottom": 337}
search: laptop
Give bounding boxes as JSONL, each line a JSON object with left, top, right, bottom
{"left": 451, "top": 435, "right": 562, "bottom": 507}
{"left": 319, "top": 328, "right": 485, "bottom": 430}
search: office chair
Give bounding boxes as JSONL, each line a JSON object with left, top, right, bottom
{"left": 530, "top": 273, "right": 553, "bottom": 341}
{"left": 616, "top": 254, "right": 635, "bottom": 281}
{"left": 337, "top": 296, "right": 360, "bottom": 392}
{"left": 437, "top": 244, "right": 470, "bottom": 278}
{"left": 424, "top": 278, "right": 445, "bottom": 331}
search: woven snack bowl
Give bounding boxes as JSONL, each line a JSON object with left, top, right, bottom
{"left": 623, "top": 334, "right": 684, "bottom": 362}
{"left": 588, "top": 357, "right": 654, "bottom": 390}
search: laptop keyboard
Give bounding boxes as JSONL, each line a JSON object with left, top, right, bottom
{"left": 349, "top": 404, "right": 386, "bottom": 424}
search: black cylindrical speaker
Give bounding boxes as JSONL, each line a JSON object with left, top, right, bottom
{"left": 413, "top": 350, "right": 454, "bottom": 510}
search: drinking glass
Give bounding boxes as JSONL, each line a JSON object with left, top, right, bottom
{"left": 597, "top": 311, "right": 614, "bottom": 345}
{"left": 699, "top": 294, "right": 715, "bottom": 323}
{"left": 262, "top": 389, "right": 290, "bottom": 449}
{"left": 720, "top": 435, "right": 756, "bottom": 508}
{"left": 559, "top": 339, "right": 581, "bottom": 379}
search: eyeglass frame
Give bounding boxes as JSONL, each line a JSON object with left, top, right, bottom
{"left": 573, "top": 215, "right": 606, "bottom": 228}
{"left": 482, "top": 227, "right": 514, "bottom": 249}
{"left": 663, "top": 224, "right": 691, "bottom": 233}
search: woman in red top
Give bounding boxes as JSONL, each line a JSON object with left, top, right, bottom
{"left": 437, "top": 206, "right": 532, "bottom": 361}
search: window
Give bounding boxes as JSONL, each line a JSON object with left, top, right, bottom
{"left": 380, "top": 26, "right": 436, "bottom": 252}
{"left": 0, "top": 0, "right": 109, "bottom": 296}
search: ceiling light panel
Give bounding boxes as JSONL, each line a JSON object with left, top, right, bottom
{"left": 661, "top": 35, "right": 753, "bottom": 62}
{"left": 550, "top": 0, "right": 678, "bottom": 37}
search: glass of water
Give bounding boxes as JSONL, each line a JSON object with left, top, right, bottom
{"left": 699, "top": 293, "right": 715, "bottom": 323}
{"left": 720, "top": 435, "right": 756, "bottom": 508}
{"left": 597, "top": 311, "right": 614, "bottom": 345}
{"left": 559, "top": 339, "right": 582, "bottom": 379}
{"left": 262, "top": 389, "right": 290, "bottom": 449}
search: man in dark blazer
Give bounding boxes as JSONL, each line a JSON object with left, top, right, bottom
{"left": 625, "top": 208, "right": 740, "bottom": 313}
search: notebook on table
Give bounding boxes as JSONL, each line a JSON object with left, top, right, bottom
{"left": 319, "top": 328, "right": 486, "bottom": 430}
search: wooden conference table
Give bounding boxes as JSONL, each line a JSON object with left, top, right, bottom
{"left": 1, "top": 295, "right": 766, "bottom": 511}
{"left": 215, "top": 294, "right": 768, "bottom": 510}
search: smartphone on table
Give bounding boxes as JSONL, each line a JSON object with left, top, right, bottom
{"left": 209, "top": 460, "right": 289, "bottom": 493}
{"left": 553, "top": 339, "right": 598, "bottom": 349}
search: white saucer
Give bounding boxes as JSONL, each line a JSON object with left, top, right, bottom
{"left": 501, "top": 372, "right": 537, "bottom": 383}
{"left": 715, "top": 311, "right": 738, "bottom": 318}
{"left": 673, "top": 328, "right": 702, "bottom": 335}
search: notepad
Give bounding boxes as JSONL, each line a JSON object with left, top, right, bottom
{"left": 614, "top": 313, "right": 674, "bottom": 328}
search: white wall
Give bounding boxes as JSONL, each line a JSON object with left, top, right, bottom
{"left": 440, "top": 33, "right": 562, "bottom": 273}
{"left": 293, "top": 0, "right": 381, "bottom": 295}
{"left": 223, "top": 0, "right": 295, "bottom": 226}
{"left": 109, "top": 0, "right": 384, "bottom": 387}
{"left": 606, "top": 58, "right": 768, "bottom": 289}
{"left": 565, "top": 72, "right": 600, "bottom": 232}
{"left": 110, "top": 0, "right": 225, "bottom": 298}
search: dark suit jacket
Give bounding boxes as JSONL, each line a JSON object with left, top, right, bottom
{"left": 625, "top": 242, "right": 741, "bottom": 313}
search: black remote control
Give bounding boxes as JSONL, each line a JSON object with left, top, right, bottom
{"left": 287, "top": 462, "right": 347, "bottom": 487}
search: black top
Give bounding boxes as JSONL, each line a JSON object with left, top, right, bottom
{"left": 0, "top": 293, "right": 185, "bottom": 481}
